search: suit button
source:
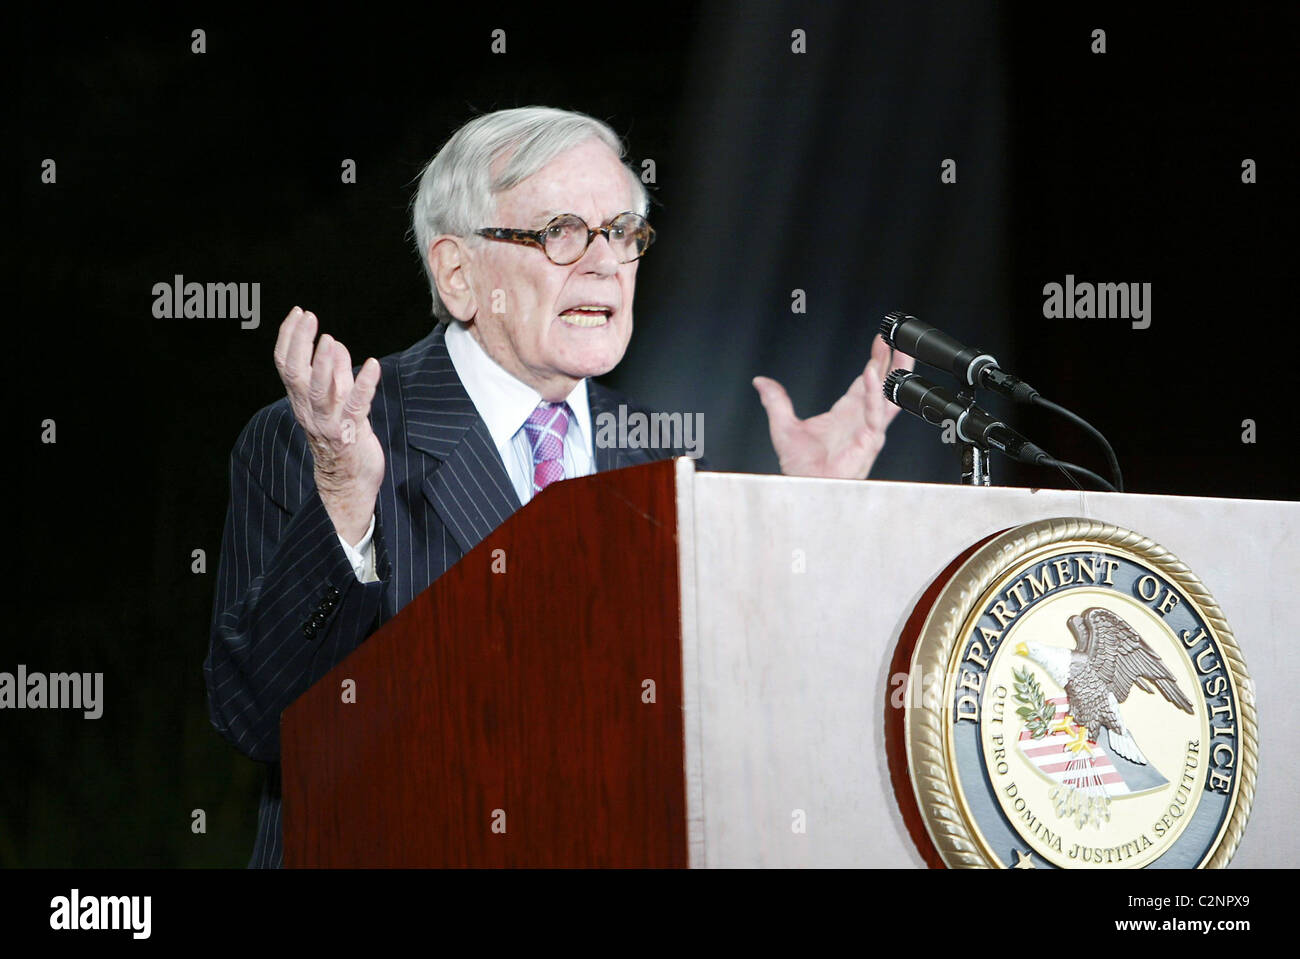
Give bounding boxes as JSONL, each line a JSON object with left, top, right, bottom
{"left": 311, "top": 610, "right": 328, "bottom": 625}
{"left": 326, "top": 586, "right": 341, "bottom": 599}
{"left": 303, "top": 623, "right": 317, "bottom": 639}
{"left": 323, "top": 596, "right": 337, "bottom": 610}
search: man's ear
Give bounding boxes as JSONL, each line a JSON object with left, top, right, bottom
{"left": 428, "top": 236, "right": 477, "bottom": 321}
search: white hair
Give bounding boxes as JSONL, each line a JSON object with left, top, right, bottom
{"left": 410, "top": 106, "right": 649, "bottom": 319}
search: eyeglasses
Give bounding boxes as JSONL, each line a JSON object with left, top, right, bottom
{"left": 475, "top": 211, "right": 655, "bottom": 266}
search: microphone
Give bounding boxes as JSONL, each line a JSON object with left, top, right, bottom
{"left": 879, "top": 312, "right": 1039, "bottom": 403}
{"left": 883, "top": 370, "right": 1049, "bottom": 465}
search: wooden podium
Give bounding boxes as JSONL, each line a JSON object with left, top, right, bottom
{"left": 281, "top": 459, "right": 1299, "bottom": 867}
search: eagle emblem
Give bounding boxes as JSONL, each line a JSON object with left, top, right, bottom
{"left": 1015, "top": 607, "right": 1194, "bottom": 826}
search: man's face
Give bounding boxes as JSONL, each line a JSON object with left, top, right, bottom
{"left": 463, "top": 139, "right": 641, "bottom": 400}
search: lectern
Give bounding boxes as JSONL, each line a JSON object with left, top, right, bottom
{"left": 281, "top": 459, "right": 1298, "bottom": 867}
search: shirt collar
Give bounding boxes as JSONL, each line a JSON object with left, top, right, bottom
{"left": 444, "top": 320, "right": 592, "bottom": 454}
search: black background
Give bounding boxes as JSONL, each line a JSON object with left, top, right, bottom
{"left": 8, "top": 3, "right": 1296, "bottom": 868}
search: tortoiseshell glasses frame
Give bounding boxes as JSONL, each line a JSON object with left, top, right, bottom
{"left": 475, "top": 211, "right": 656, "bottom": 265}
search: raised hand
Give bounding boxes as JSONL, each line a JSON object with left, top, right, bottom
{"left": 752, "top": 334, "right": 914, "bottom": 480}
{"left": 272, "top": 307, "right": 384, "bottom": 544}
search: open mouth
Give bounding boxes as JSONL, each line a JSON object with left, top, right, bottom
{"left": 558, "top": 305, "right": 613, "bottom": 328}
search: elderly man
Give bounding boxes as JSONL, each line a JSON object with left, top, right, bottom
{"left": 205, "top": 106, "right": 912, "bottom": 868}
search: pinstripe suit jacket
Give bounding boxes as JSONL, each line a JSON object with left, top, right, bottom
{"left": 204, "top": 322, "right": 684, "bottom": 868}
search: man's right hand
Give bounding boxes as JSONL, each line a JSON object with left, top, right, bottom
{"left": 273, "top": 307, "right": 384, "bottom": 545}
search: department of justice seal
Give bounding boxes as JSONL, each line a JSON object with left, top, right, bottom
{"left": 885, "top": 518, "right": 1256, "bottom": 869}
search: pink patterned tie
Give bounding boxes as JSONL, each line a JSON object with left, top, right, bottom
{"left": 523, "top": 401, "right": 570, "bottom": 494}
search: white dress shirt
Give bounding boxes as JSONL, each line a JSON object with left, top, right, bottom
{"left": 338, "top": 320, "right": 595, "bottom": 582}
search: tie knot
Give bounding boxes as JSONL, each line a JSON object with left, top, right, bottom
{"left": 523, "top": 401, "right": 570, "bottom": 464}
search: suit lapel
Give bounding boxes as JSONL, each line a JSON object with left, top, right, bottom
{"left": 588, "top": 380, "right": 636, "bottom": 473}
{"left": 399, "top": 325, "right": 522, "bottom": 556}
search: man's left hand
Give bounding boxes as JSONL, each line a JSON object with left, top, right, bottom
{"left": 752, "top": 334, "right": 915, "bottom": 479}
